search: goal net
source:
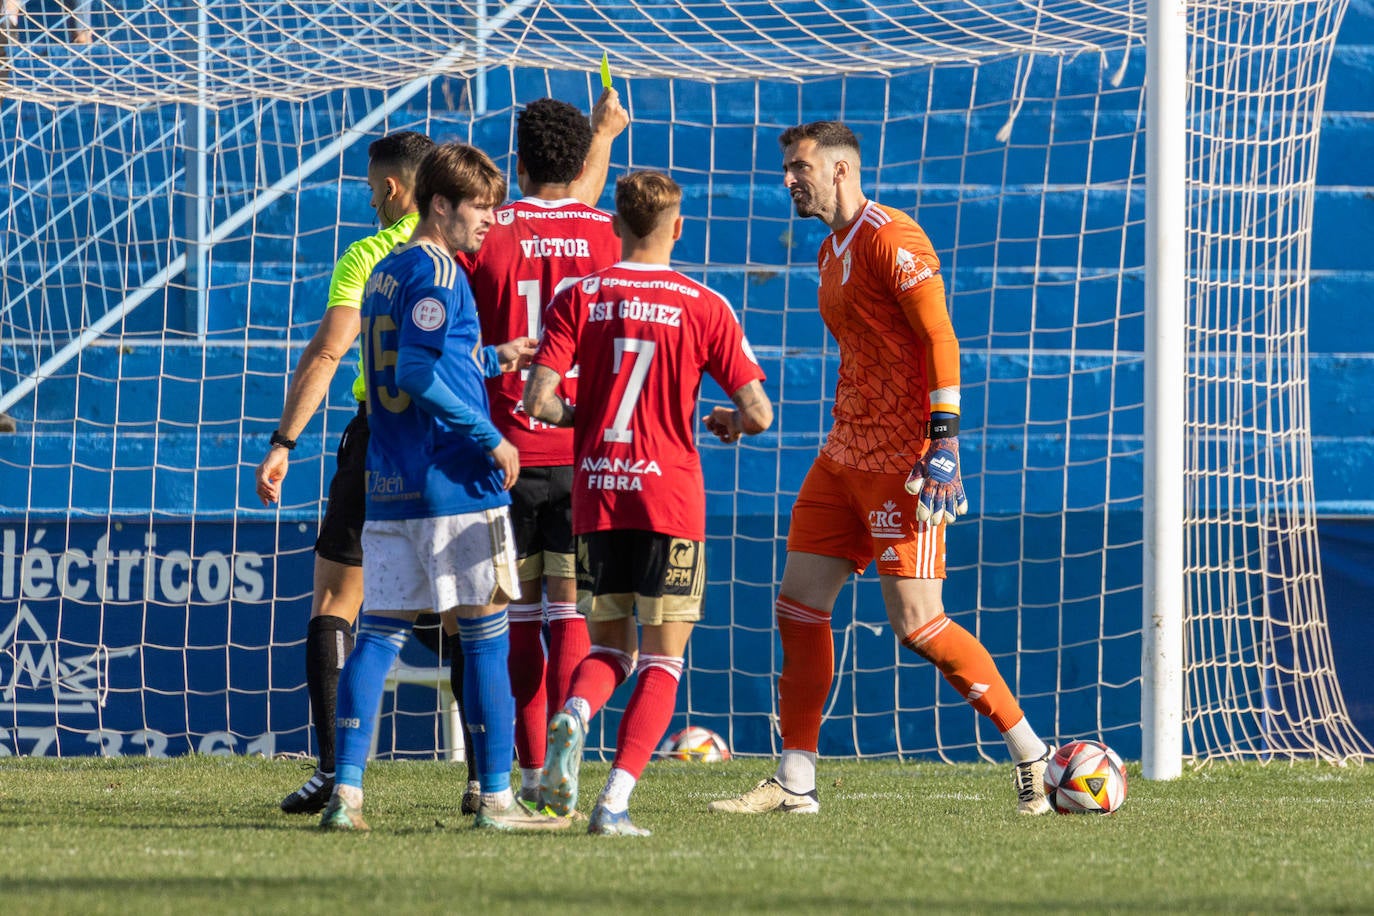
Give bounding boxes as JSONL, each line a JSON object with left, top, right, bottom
{"left": 2, "top": 0, "right": 1368, "bottom": 766}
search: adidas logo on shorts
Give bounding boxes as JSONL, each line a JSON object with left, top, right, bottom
{"left": 880, "top": 547, "right": 899, "bottom": 562}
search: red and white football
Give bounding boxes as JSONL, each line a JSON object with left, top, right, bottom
{"left": 1043, "top": 740, "right": 1128, "bottom": 814}
{"left": 659, "top": 726, "right": 731, "bottom": 762}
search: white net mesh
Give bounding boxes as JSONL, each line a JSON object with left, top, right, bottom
{"left": 2, "top": 0, "right": 1368, "bottom": 764}
{"left": 3, "top": 1, "right": 1147, "bottom": 107}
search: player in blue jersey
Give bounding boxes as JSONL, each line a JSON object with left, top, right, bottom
{"left": 318, "top": 140, "right": 566, "bottom": 832}
{"left": 257, "top": 130, "right": 440, "bottom": 815}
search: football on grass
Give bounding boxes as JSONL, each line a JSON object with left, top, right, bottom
{"left": 1043, "top": 740, "right": 1128, "bottom": 814}
{"left": 660, "top": 726, "right": 731, "bottom": 762}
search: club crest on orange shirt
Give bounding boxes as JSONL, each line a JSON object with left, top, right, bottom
{"left": 841, "top": 249, "right": 853, "bottom": 285}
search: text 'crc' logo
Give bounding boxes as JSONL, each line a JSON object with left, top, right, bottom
{"left": 868, "top": 499, "right": 904, "bottom": 539}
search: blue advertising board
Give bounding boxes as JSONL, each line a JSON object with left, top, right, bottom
{"left": 5, "top": 510, "right": 1367, "bottom": 760}
{"left": 1, "top": 517, "right": 312, "bottom": 757}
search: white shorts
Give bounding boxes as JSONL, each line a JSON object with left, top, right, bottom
{"left": 361, "top": 507, "right": 518, "bottom": 614}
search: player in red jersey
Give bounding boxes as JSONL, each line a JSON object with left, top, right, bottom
{"left": 523, "top": 171, "right": 773, "bottom": 835}
{"left": 708, "top": 121, "right": 1054, "bottom": 817}
{"left": 460, "top": 94, "right": 626, "bottom": 807}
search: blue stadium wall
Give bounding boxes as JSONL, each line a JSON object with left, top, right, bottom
{"left": 3, "top": 3, "right": 1373, "bottom": 757}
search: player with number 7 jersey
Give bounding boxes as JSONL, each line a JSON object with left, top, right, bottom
{"left": 534, "top": 245, "right": 764, "bottom": 541}
{"left": 525, "top": 171, "right": 771, "bottom": 835}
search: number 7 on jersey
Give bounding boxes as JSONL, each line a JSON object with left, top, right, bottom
{"left": 603, "top": 338, "right": 656, "bottom": 443}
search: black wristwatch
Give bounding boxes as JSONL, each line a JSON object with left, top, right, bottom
{"left": 270, "top": 430, "right": 297, "bottom": 451}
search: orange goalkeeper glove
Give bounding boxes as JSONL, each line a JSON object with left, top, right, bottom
{"left": 904, "top": 413, "right": 969, "bottom": 525}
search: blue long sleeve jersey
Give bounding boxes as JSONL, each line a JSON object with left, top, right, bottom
{"left": 359, "top": 239, "right": 511, "bottom": 520}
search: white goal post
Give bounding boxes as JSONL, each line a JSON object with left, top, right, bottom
{"left": 1, "top": 1, "right": 1369, "bottom": 772}
{"left": 1143, "top": 0, "right": 1187, "bottom": 780}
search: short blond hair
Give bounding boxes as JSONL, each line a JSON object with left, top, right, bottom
{"left": 614, "top": 170, "right": 682, "bottom": 238}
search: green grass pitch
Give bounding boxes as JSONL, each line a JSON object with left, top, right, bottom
{"left": 1, "top": 755, "right": 1372, "bottom": 913}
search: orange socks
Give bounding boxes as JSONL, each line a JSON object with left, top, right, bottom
{"left": 902, "top": 613, "right": 1024, "bottom": 732}
{"left": 777, "top": 599, "right": 1025, "bottom": 746}
{"left": 776, "top": 595, "right": 834, "bottom": 753}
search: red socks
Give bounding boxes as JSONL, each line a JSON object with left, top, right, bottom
{"left": 612, "top": 655, "right": 683, "bottom": 778}
{"left": 565, "top": 646, "right": 634, "bottom": 721}
{"left": 507, "top": 615, "right": 547, "bottom": 769}
{"left": 546, "top": 609, "right": 589, "bottom": 714}
{"left": 507, "top": 602, "right": 589, "bottom": 770}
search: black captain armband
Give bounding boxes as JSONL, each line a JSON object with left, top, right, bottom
{"left": 270, "top": 430, "right": 298, "bottom": 451}
{"left": 928, "top": 415, "right": 960, "bottom": 439}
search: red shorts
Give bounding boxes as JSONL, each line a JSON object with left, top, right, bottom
{"left": 787, "top": 454, "right": 946, "bottom": 579}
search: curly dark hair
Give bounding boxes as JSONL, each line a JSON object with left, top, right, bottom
{"left": 367, "top": 131, "right": 435, "bottom": 178}
{"left": 516, "top": 98, "right": 593, "bottom": 186}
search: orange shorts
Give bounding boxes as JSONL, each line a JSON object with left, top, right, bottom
{"left": 787, "top": 454, "right": 946, "bottom": 579}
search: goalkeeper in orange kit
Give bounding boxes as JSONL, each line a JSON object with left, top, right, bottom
{"left": 708, "top": 121, "right": 1054, "bottom": 816}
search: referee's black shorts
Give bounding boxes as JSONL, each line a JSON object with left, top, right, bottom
{"left": 314, "top": 405, "right": 368, "bottom": 567}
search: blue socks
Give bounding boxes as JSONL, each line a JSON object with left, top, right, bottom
{"left": 330, "top": 610, "right": 517, "bottom": 797}
{"left": 333, "top": 614, "right": 409, "bottom": 790}
{"left": 457, "top": 610, "right": 515, "bottom": 794}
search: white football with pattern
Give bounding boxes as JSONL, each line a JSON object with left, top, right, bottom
{"left": 660, "top": 726, "right": 732, "bottom": 762}
{"left": 1044, "top": 740, "right": 1128, "bottom": 814}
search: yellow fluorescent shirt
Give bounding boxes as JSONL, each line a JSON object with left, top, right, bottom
{"left": 325, "top": 211, "right": 420, "bottom": 403}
